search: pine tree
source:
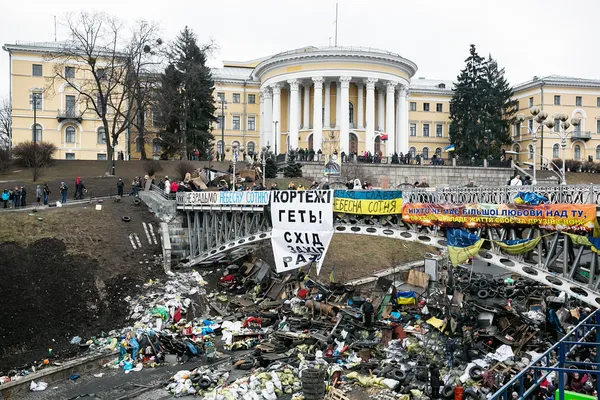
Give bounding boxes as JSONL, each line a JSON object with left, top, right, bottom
{"left": 155, "top": 27, "right": 216, "bottom": 159}
{"left": 264, "top": 152, "right": 278, "bottom": 179}
{"left": 283, "top": 150, "right": 303, "bottom": 178}
{"left": 449, "top": 45, "right": 517, "bottom": 160}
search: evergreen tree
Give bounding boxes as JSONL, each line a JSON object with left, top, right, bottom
{"left": 264, "top": 151, "right": 278, "bottom": 179}
{"left": 283, "top": 150, "right": 303, "bottom": 178}
{"left": 449, "top": 45, "right": 517, "bottom": 160}
{"left": 155, "top": 27, "right": 216, "bottom": 159}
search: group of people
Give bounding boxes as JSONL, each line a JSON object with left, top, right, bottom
{"left": 2, "top": 183, "right": 59, "bottom": 208}
{"left": 508, "top": 174, "right": 533, "bottom": 186}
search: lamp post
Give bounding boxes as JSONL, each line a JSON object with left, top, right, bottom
{"left": 30, "top": 93, "right": 41, "bottom": 144}
{"left": 505, "top": 150, "right": 565, "bottom": 185}
{"left": 273, "top": 121, "right": 279, "bottom": 158}
{"left": 219, "top": 98, "right": 227, "bottom": 162}
{"left": 516, "top": 106, "right": 551, "bottom": 185}
{"left": 549, "top": 113, "right": 581, "bottom": 185}
{"left": 230, "top": 142, "right": 244, "bottom": 190}
{"left": 261, "top": 142, "right": 270, "bottom": 188}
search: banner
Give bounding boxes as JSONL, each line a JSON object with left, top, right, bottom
{"left": 333, "top": 190, "right": 403, "bottom": 215}
{"left": 402, "top": 203, "right": 596, "bottom": 232}
{"left": 270, "top": 190, "right": 334, "bottom": 274}
{"left": 176, "top": 191, "right": 270, "bottom": 206}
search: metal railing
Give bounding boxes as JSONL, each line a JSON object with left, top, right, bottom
{"left": 490, "top": 309, "right": 600, "bottom": 400}
{"left": 149, "top": 184, "right": 176, "bottom": 200}
{"left": 57, "top": 109, "right": 83, "bottom": 120}
{"left": 402, "top": 184, "right": 600, "bottom": 205}
{"left": 571, "top": 131, "right": 592, "bottom": 140}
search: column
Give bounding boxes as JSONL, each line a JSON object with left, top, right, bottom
{"left": 336, "top": 81, "right": 341, "bottom": 128}
{"left": 377, "top": 87, "right": 385, "bottom": 131}
{"left": 364, "top": 78, "right": 378, "bottom": 153}
{"left": 395, "top": 90, "right": 401, "bottom": 153}
{"left": 288, "top": 79, "right": 300, "bottom": 151}
{"left": 312, "top": 77, "right": 324, "bottom": 151}
{"left": 324, "top": 81, "right": 331, "bottom": 129}
{"left": 385, "top": 81, "right": 397, "bottom": 155}
{"left": 339, "top": 76, "right": 352, "bottom": 154}
{"left": 262, "top": 88, "right": 273, "bottom": 148}
{"left": 398, "top": 85, "right": 409, "bottom": 154}
{"left": 287, "top": 90, "right": 291, "bottom": 135}
{"left": 271, "top": 83, "right": 281, "bottom": 154}
{"left": 259, "top": 92, "right": 265, "bottom": 147}
{"left": 303, "top": 82, "right": 311, "bottom": 129}
{"left": 357, "top": 82, "right": 364, "bottom": 129}
{"left": 297, "top": 89, "right": 302, "bottom": 131}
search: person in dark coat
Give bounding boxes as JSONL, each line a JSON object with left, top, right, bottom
{"left": 429, "top": 364, "right": 441, "bottom": 399}
{"left": 117, "top": 178, "right": 125, "bottom": 197}
{"left": 20, "top": 186, "right": 27, "bottom": 207}
{"left": 361, "top": 298, "right": 374, "bottom": 328}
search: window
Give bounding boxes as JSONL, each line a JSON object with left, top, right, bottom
{"left": 554, "top": 118, "right": 560, "bottom": 133}
{"left": 422, "top": 147, "right": 429, "bottom": 159}
{"left": 65, "top": 153, "right": 75, "bottom": 160}
{"left": 349, "top": 102, "right": 354, "bottom": 124}
{"left": 554, "top": 95, "right": 561, "bottom": 105}
{"left": 528, "top": 119, "right": 533, "bottom": 132}
{"left": 515, "top": 122, "right": 521, "bottom": 137}
{"left": 576, "top": 96, "right": 582, "bottom": 107}
{"left": 216, "top": 140, "right": 224, "bottom": 155}
{"left": 30, "top": 92, "right": 42, "bottom": 110}
{"left": 409, "top": 147, "right": 416, "bottom": 158}
{"left": 528, "top": 97, "right": 533, "bottom": 108}
{"left": 436, "top": 124, "right": 443, "bottom": 137}
{"left": 32, "top": 124, "right": 42, "bottom": 142}
{"left": 574, "top": 144, "right": 581, "bottom": 160}
{"left": 436, "top": 103, "right": 442, "bottom": 112}
{"left": 248, "top": 94, "right": 256, "bottom": 104}
{"left": 65, "top": 95, "right": 76, "bottom": 116}
{"left": 65, "top": 126, "right": 76, "bottom": 143}
{"left": 597, "top": 120, "right": 600, "bottom": 134}
{"left": 216, "top": 115, "right": 224, "bottom": 130}
{"left": 438, "top": 83, "right": 446, "bottom": 89}
{"left": 153, "top": 139, "right": 161, "bottom": 154}
{"left": 409, "top": 102, "right": 416, "bottom": 111}
{"left": 32, "top": 64, "right": 42, "bottom": 76}
{"left": 423, "top": 123, "right": 430, "bottom": 137}
{"left": 423, "top": 103, "right": 430, "bottom": 112}
{"left": 97, "top": 127, "right": 106, "bottom": 144}
{"left": 217, "top": 92, "right": 225, "bottom": 102}
{"left": 435, "top": 147, "right": 442, "bottom": 156}
{"left": 97, "top": 68, "right": 107, "bottom": 80}
{"left": 232, "top": 115, "right": 240, "bottom": 130}
{"left": 596, "top": 145, "right": 600, "bottom": 160}
{"left": 248, "top": 116, "right": 256, "bottom": 131}
{"left": 65, "top": 66, "right": 75, "bottom": 79}
{"left": 597, "top": 97, "right": 600, "bottom": 107}
{"left": 247, "top": 142, "right": 255, "bottom": 154}
{"left": 528, "top": 144, "right": 534, "bottom": 159}
{"left": 410, "top": 123, "right": 416, "bottom": 136}
{"left": 233, "top": 93, "right": 240, "bottom": 103}
{"left": 97, "top": 153, "right": 107, "bottom": 161}
{"left": 553, "top": 144, "right": 559, "bottom": 158}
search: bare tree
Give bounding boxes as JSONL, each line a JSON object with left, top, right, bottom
{"left": 47, "top": 12, "right": 160, "bottom": 172}
{"left": 0, "top": 96, "right": 11, "bottom": 150}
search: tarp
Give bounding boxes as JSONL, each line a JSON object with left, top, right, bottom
{"left": 447, "top": 229, "right": 485, "bottom": 266}
{"left": 270, "top": 190, "right": 334, "bottom": 275}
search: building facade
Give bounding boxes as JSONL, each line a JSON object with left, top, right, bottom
{"left": 5, "top": 43, "right": 600, "bottom": 163}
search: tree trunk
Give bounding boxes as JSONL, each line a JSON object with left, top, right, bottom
{"left": 103, "top": 120, "right": 114, "bottom": 174}
{"left": 138, "top": 107, "right": 147, "bottom": 160}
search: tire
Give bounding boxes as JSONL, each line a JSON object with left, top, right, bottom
{"left": 469, "top": 365, "right": 483, "bottom": 380}
{"left": 463, "top": 389, "right": 479, "bottom": 399}
{"left": 504, "top": 288, "right": 516, "bottom": 297}
{"left": 392, "top": 369, "right": 407, "bottom": 382}
{"left": 477, "top": 289, "right": 489, "bottom": 299}
{"left": 122, "top": 216, "right": 131, "bottom": 222}
{"left": 133, "top": 198, "right": 141, "bottom": 205}
{"left": 198, "top": 377, "right": 211, "bottom": 389}
{"left": 237, "top": 359, "right": 254, "bottom": 370}
{"left": 441, "top": 384, "right": 454, "bottom": 399}
{"left": 477, "top": 280, "right": 489, "bottom": 288}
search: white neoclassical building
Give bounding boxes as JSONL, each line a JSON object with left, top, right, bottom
{"left": 253, "top": 46, "right": 417, "bottom": 156}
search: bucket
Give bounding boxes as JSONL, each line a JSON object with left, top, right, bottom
{"left": 359, "top": 348, "right": 371, "bottom": 361}
{"left": 454, "top": 386, "right": 464, "bottom": 400}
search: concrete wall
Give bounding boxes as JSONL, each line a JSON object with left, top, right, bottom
{"left": 299, "top": 162, "right": 514, "bottom": 187}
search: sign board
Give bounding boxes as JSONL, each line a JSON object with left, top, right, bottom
{"left": 333, "top": 190, "right": 403, "bottom": 215}
{"left": 270, "top": 190, "right": 335, "bottom": 274}
{"left": 176, "top": 191, "right": 270, "bottom": 206}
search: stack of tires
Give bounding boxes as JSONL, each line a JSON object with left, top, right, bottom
{"left": 301, "top": 368, "right": 326, "bottom": 400}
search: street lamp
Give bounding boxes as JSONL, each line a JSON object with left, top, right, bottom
{"left": 505, "top": 150, "right": 565, "bottom": 185}
{"left": 219, "top": 98, "right": 227, "bottom": 162}
{"left": 30, "top": 93, "right": 41, "bottom": 144}
{"left": 273, "top": 121, "right": 279, "bottom": 157}
{"left": 516, "top": 106, "right": 552, "bottom": 185}
{"left": 548, "top": 113, "right": 581, "bottom": 185}
{"left": 261, "top": 142, "right": 271, "bottom": 188}
{"left": 230, "top": 142, "right": 244, "bottom": 190}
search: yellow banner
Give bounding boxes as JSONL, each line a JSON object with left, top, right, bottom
{"left": 333, "top": 190, "right": 403, "bottom": 215}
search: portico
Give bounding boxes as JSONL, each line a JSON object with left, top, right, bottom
{"left": 253, "top": 46, "right": 417, "bottom": 156}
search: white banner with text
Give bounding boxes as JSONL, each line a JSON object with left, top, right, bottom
{"left": 270, "top": 190, "right": 334, "bottom": 275}
{"left": 176, "top": 191, "right": 270, "bottom": 206}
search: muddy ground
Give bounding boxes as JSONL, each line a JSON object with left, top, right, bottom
{"left": 0, "top": 201, "right": 164, "bottom": 373}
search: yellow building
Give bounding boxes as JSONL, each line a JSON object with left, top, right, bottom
{"left": 3, "top": 42, "right": 128, "bottom": 160}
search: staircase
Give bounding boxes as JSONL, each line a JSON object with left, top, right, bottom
{"left": 167, "top": 214, "right": 189, "bottom": 260}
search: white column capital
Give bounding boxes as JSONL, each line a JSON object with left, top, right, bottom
{"left": 312, "top": 76, "right": 324, "bottom": 89}
{"left": 339, "top": 76, "right": 352, "bottom": 88}
{"left": 398, "top": 85, "right": 409, "bottom": 97}
{"left": 356, "top": 82, "right": 364, "bottom": 89}
{"left": 324, "top": 80, "right": 332, "bottom": 88}
{"left": 261, "top": 87, "right": 272, "bottom": 100}
{"left": 364, "top": 78, "right": 378, "bottom": 90}
{"left": 271, "top": 83, "right": 281, "bottom": 95}
{"left": 302, "top": 81, "right": 312, "bottom": 89}
{"left": 386, "top": 81, "right": 398, "bottom": 93}
{"left": 287, "top": 79, "right": 300, "bottom": 91}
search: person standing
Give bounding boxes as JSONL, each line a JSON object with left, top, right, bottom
{"left": 164, "top": 176, "right": 171, "bottom": 194}
{"left": 43, "top": 184, "right": 50, "bottom": 205}
{"left": 36, "top": 185, "right": 42, "bottom": 206}
{"left": 1, "top": 189, "right": 9, "bottom": 208}
{"left": 429, "top": 364, "right": 441, "bottom": 399}
{"left": 510, "top": 175, "right": 522, "bottom": 186}
{"left": 361, "top": 298, "right": 374, "bottom": 328}
{"left": 116, "top": 178, "right": 125, "bottom": 197}
{"left": 13, "top": 186, "right": 21, "bottom": 208}
{"left": 20, "top": 186, "right": 27, "bottom": 207}
{"left": 76, "top": 180, "right": 86, "bottom": 200}
{"left": 74, "top": 177, "right": 81, "bottom": 199}
{"left": 60, "top": 182, "right": 68, "bottom": 204}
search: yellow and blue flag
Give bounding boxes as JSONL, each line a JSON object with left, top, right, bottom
{"left": 514, "top": 192, "right": 547, "bottom": 205}
{"left": 447, "top": 229, "right": 485, "bottom": 266}
{"left": 565, "top": 233, "right": 600, "bottom": 255}
{"left": 494, "top": 238, "right": 541, "bottom": 255}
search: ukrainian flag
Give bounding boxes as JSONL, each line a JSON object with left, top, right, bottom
{"left": 444, "top": 144, "right": 455, "bottom": 152}
{"left": 494, "top": 238, "right": 541, "bottom": 255}
{"left": 447, "top": 229, "right": 485, "bottom": 266}
{"left": 565, "top": 233, "right": 600, "bottom": 255}
{"left": 514, "top": 192, "right": 547, "bottom": 205}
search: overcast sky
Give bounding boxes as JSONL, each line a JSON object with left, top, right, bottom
{"left": 1, "top": 0, "right": 598, "bottom": 97}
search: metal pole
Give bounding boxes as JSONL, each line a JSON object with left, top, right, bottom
{"left": 274, "top": 121, "right": 278, "bottom": 156}
{"left": 33, "top": 94, "right": 37, "bottom": 144}
{"left": 262, "top": 150, "right": 266, "bottom": 188}
{"left": 232, "top": 150, "right": 236, "bottom": 191}
{"left": 334, "top": 3, "right": 338, "bottom": 47}
{"left": 532, "top": 128, "right": 537, "bottom": 185}
{"left": 221, "top": 99, "right": 225, "bottom": 162}
{"left": 561, "top": 138, "right": 567, "bottom": 185}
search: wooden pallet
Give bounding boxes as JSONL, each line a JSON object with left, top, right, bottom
{"left": 325, "top": 388, "right": 349, "bottom": 400}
